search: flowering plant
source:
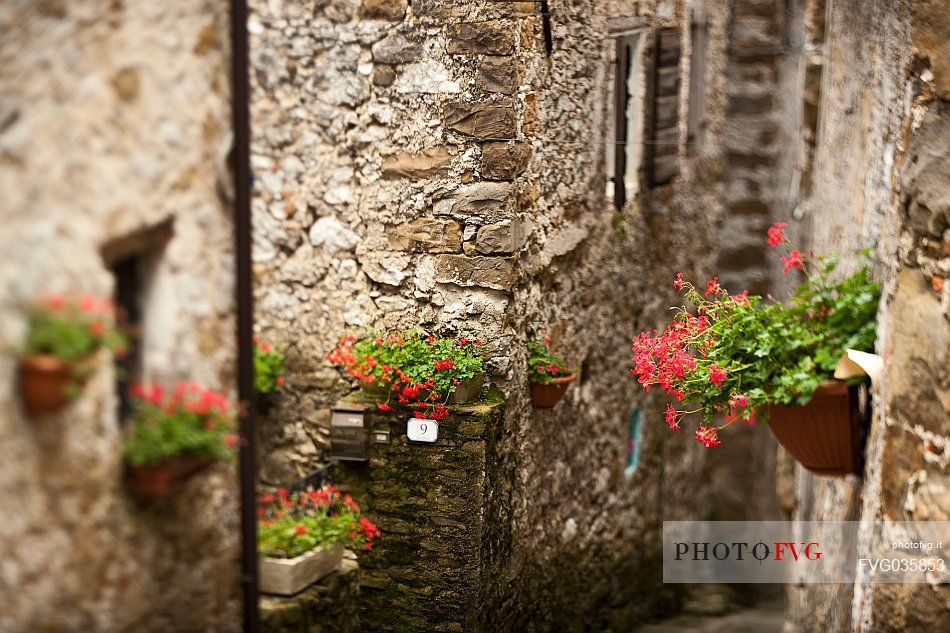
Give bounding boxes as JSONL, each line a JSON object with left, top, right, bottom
{"left": 631, "top": 221, "right": 879, "bottom": 448}
{"left": 254, "top": 336, "right": 286, "bottom": 394}
{"left": 123, "top": 382, "right": 238, "bottom": 466}
{"left": 258, "top": 485, "right": 380, "bottom": 558}
{"left": 327, "top": 331, "right": 485, "bottom": 420}
{"left": 526, "top": 334, "right": 574, "bottom": 384}
{"left": 23, "top": 294, "right": 128, "bottom": 364}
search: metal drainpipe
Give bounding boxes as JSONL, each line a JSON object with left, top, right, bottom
{"left": 229, "top": 0, "right": 259, "bottom": 630}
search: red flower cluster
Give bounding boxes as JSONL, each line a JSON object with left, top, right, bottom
{"left": 694, "top": 425, "right": 721, "bottom": 448}
{"left": 328, "top": 332, "right": 481, "bottom": 422}
{"left": 357, "top": 517, "right": 382, "bottom": 550}
{"left": 708, "top": 365, "right": 727, "bottom": 387}
{"left": 767, "top": 221, "right": 788, "bottom": 247}
{"left": 781, "top": 250, "right": 804, "bottom": 274}
{"left": 631, "top": 317, "right": 705, "bottom": 399}
{"left": 131, "top": 381, "right": 231, "bottom": 418}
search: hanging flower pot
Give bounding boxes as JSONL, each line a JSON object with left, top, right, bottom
{"left": 123, "top": 382, "right": 237, "bottom": 497}
{"left": 125, "top": 455, "right": 210, "bottom": 497}
{"left": 530, "top": 374, "right": 576, "bottom": 408}
{"left": 18, "top": 354, "right": 81, "bottom": 416}
{"left": 767, "top": 380, "right": 864, "bottom": 476}
{"left": 17, "top": 294, "right": 128, "bottom": 417}
{"left": 527, "top": 333, "right": 576, "bottom": 409}
{"left": 628, "top": 220, "right": 880, "bottom": 451}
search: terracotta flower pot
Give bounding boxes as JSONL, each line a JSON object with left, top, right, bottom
{"left": 767, "top": 380, "right": 865, "bottom": 477}
{"left": 18, "top": 354, "right": 85, "bottom": 416}
{"left": 530, "top": 374, "right": 576, "bottom": 409}
{"left": 125, "top": 455, "right": 210, "bottom": 497}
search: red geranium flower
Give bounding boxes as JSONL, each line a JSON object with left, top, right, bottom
{"left": 694, "top": 425, "right": 721, "bottom": 448}
{"left": 767, "top": 221, "right": 788, "bottom": 247}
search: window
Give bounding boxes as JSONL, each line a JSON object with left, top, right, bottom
{"left": 644, "top": 27, "right": 682, "bottom": 186}
{"left": 101, "top": 220, "right": 173, "bottom": 420}
{"left": 606, "top": 27, "right": 645, "bottom": 209}
{"left": 687, "top": 6, "right": 708, "bottom": 154}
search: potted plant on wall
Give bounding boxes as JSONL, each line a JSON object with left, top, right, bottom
{"left": 630, "top": 221, "right": 880, "bottom": 476}
{"left": 123, "top": 382, "right": 238, "bottom": 496}
{"left": 18, "top": 294, "right": 128, "bottom": 416}
{"left": 254, "top": 335, "right": 285, "bottom": 401}
{"left": 258, "top": 485, "right": 380, "bottom": 596}
{"left": 527, "top": 334, "right": 576, "bottom": 408}
{"left": 327, "top": 331, "right": 486, "bottom": 421}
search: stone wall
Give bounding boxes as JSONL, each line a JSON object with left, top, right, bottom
{"left": 250, "top": 0, "right": 732, "bottom": 629}
{"left": 261, "top": 553, "right": 362, "bottom": 632}
{"left": 0, "top": 2, "right": 241, "bottom": 631}
{"left": 335, "top": 394, "right": 505, "bottom": 632}
{"left": 777, "top": 1, "right": 950, "bottom": 631}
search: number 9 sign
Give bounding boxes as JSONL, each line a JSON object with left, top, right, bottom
{"left": 407, "top": 418, "right": 439, "bottom": 443}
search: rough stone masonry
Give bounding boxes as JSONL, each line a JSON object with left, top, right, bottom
{"left": 250, "top": 0, "right": 731, "bottom": 629}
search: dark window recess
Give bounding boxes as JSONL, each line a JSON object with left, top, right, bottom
{"left": 612, "top": 35, "right": 630, "bottom": 208}
{"left": 687, "top": 10, "right": 708, "bottom": 155}
{"left": 111, "top": 255, "right": 142, "bottom": 421}
{"left": 645, "top": 27, "right": 682, "bottom": 187}
{"left": 101, "top": 219, "right": 173, "bottom": 421}
{"left": 540, "top": 0, "right": 553, "bottom": 56}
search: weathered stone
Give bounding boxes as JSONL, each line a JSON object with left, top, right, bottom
{"left": 446, "top": 21, "right": 515, "bottom": 55}
{"left": 475, "top": 219, "right": 531, "bottom": 254}
{"left": 309, "top": 216, "right": 360, "bottom": 253}
{"left": 912, "top": 0, "right": 950, "bottom": 99}
{"left": 435, "top": 255, "right": 516, "bottom": 290}
{"left": 475, "top": 56, "right": 519, "bottom": 94}
{"left": 717, "top": 243, "right": 767, "bottom": 269}
{"left": 371, "top": 34, "right": 421, "bottom": 64}
{"left": 396, "top": 59, "right": 460, "bottom": 94}
{"left": 727, "top": 93, "right": 773, "bottom": 115}
{"left": 381, "top": 147, "right": 454, "bottom": 179}
{"left": 887, "top": 269, "right": 949, "bottom": 435}
{"left": 522, "top": 91, "right": 537, "bottom": 136}
{"left": 360, "top": 0, "right": 406, "bottom": 21}
{"left": 520, "top": 17, "right": 535, "bottom": 51}
{"left": 444, "top": 100, "right": 516, "bottom": 139}
{"left": 372, "top": 65, "right": 396, "bottom": 87}
{"left": 481, "top": 141, "right": 530, "bottom": 180}
{"left": 111, "top": 67, "right": 140, "bottom": 102}
{"left": 387, "top": 218, "right": 462, "bottom": 253}
{"left": 901, "top": 101, "right": 950, "bottom": 238}
{"left": 433, "top": 182, "right": 512, "bottom": 221}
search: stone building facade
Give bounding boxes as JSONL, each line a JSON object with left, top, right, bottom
{"left": 0, "top": 2, "right": 241, "bottom": 631}
{"left": 249, "top": 0, "right": 733, "bottom": 628}
{"left": 767, "top": 1, "right": 950, "bottom": 631}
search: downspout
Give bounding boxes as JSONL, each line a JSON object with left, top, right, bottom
{"left": 229, "top": 0, "right": 259, "bottom": 630}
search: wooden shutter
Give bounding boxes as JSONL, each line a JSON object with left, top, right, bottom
{"left": 645, "top": 28, "right": 681, "bottom": 187}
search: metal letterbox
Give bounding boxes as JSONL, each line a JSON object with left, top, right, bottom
{"left": 330, "top": 404, "right": 368, "bottom": 461}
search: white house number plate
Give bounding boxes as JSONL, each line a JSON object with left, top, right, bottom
{"left": 407, "top": 418, "right": 439, "bottom": 443}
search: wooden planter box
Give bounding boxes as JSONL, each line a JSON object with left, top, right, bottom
{"left": 260, "top": 543, "right": 345, "bottom": 596}
{"left": 530, "top": 374, "right": 576, "bottom": 409}
{"left": 768, "top": 380, "right": 865, "bottom": 477}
